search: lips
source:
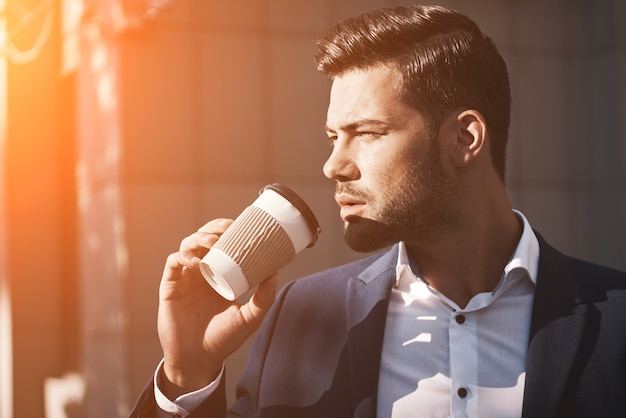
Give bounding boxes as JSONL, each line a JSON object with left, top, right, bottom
{"left": 335, "top": 193, "right": 366, "bottom": 219}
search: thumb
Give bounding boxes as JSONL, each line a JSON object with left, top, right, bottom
{"left": 240, "top": 273, "right": 279, "bottom": 331}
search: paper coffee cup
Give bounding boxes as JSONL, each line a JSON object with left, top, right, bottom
{"left": 199, "top": 184, "right": 321, "bottom": 300}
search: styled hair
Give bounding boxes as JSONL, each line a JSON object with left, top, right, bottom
{"left": 315, "top": 5, "right": 511, "bottom": 182}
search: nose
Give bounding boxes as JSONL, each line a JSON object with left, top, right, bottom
{"left": 323, "top": 139, "right": 359, "bottom": 181}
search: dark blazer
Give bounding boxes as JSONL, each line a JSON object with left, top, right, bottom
{"left": 130, "top": 234, "right": 626, "bottom": 417}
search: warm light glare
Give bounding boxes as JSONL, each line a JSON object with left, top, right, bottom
{"left": 44, "top": 373, "right": 85, "bottom": 417}
{"left": 0, "top": 3, "right": 13, "bottom": 417}
{"left": 0, "top": 281, "right": 12, "bottom": 418}
{"left": 4, "top": 0, "right": 55, "bottom": 66}
{"left": 61, "top": 0, "right": 83, "bottom": 74}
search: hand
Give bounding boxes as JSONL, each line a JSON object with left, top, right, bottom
{"left": 157, "top": 218, "right": 278, "bottom": 399}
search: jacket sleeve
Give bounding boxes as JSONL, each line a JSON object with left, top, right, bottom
{"left": 226, "top": 281, "right": 296, "bottom": 417}
{"left": 128, "top": 372, "right": 228, "bottom": 418}
{"left": 187, "top": 376, "right": 228, "bottom": 418}
{"left": 128, "top": 377, "right": 157, "bottom": 418}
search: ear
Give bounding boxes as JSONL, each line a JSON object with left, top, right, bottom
{"left": 450, "top": 109, "right": 487, "bottom": 167}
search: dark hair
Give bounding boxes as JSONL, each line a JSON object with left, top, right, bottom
{"left": 315, "top": 5, "right": 511, "bottom": 182}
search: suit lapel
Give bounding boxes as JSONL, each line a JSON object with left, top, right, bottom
{"left": 345, "top": 246, "right": 397, "bottom": 418}
{"left": 522, "top": 236, "right": 589, "bottom": 418}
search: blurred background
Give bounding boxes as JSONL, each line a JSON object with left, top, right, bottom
{"left": 0, "top": 0, "right": 624, "bottom": 416}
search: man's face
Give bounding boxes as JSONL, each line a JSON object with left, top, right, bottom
{"left": 324, "top": 65, "right": 458, "bottom": 252}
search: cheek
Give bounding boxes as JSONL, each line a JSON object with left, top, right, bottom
{"left": 359, "top": 157, "right": 391, "bottom": 186}
{"left": 365, "top": 160, "right": 406, "bottom": 199}
{"left": 360, "top": 140, "right": 428, "bottom": 188}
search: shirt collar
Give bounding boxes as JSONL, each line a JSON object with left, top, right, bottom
{"left": 396, "top": 209, "right": 539, "bottom": 289}
{"left": 506, "top": 209, "right": 539, "bottom": 285}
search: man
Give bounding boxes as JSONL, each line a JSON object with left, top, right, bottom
{"left": 131, "top": 5, "right": 626, "bottom": 418}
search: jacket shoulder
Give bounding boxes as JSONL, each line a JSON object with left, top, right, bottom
{"left": 536, "top": 232, "right": 626, "bottom": 305}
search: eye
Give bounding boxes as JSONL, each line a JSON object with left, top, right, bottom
{"left": 355, "top": 131, "right": 381, "bottom": 140}
{"left": 325, "top": 134, "right": 337, "bottom": 147}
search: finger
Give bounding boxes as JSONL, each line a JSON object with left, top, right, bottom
{"left": 178, "top": 218, "right": 234, "bottom": 256}
{"left": 241, "top": 273, "right": 279, "bottom": 329}
{"left": 179, "top": 232, "right": 218, "bottom": 253}
{"left": 162, "top": 249, "right": 201, "bottom": 281}
{"left": 197, "top": 218, "right": 233, "bottom": 234}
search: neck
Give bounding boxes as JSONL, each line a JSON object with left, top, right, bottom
{"left": 405, "top": 195, "right": 522, "bottom": 309}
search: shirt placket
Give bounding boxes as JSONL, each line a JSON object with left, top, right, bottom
{"left": 448, "top": 307, "right": 478, "bottom": 418}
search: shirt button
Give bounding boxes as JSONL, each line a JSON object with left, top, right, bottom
{"left": 455, "top": 314, "right": 466, "bottom": 324}
{"left": 457, "top": 387, "right": 468, "bottom": 398}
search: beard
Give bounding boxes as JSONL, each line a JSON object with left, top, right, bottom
{"left": 339, "top": 142, "right": 458, "bottom": 253}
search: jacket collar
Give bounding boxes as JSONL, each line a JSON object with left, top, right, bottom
{"left": 522, "top": 233, "right": 589, "bottom": 418}
{"left": 345, "top": 245, "right": 398, "bottom": 418}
